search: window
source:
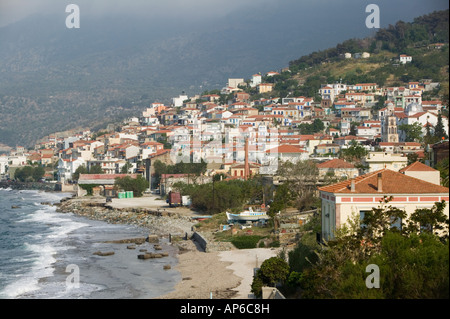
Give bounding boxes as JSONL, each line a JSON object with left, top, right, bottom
{"left": 360, "top": 210, "right": 370, "bottom": 229}
{"left": 390, "top": 216, "right": 402, "bottom": 230}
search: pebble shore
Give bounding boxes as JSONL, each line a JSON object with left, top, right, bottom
{"left": 55, "top": 197, "right": 196, "bottom": 240}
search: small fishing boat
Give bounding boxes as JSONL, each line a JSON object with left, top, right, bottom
{"left": 226, "top": 207, "right": 270, "bottom": 222}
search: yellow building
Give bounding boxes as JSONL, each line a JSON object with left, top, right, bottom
{"left": 318, "top": 168, "right": 449, "bottom": 241}
{"left": 257, "top": 83, "right": 274, "bottom": 94}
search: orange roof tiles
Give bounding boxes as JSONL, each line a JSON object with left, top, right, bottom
{"left": 317, "top": 158, "right": 355, "bottom": 169}
{"left": 318, "top": 169, "right": 448, "bottom": 194}
{"left": 399, "top": 161, "right": 437, "bottom": 173}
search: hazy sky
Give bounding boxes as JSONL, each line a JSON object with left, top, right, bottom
{"left": 0, "top": 0, "right": 273, "bottom": 27}
{"left": 0, "top": 0, "right": 448, "bottom": 28}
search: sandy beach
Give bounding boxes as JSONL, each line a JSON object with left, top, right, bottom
{"left": 160, "top": 240, "right": 280, "bottom": 299}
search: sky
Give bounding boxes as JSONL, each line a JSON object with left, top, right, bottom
{"left": 0, "top": 0, "right": 272, "bottom": 27}
{"left": 0, "top": 0, "right": 448, "bottom": 28}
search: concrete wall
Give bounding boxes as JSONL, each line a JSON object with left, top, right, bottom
{"left": 192, "top": 232, "right": 208, "bottom": 252}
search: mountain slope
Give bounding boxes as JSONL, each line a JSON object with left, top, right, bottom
{"left": 262, "top": 9, "right": 449, "bottom": 102}
{"left": 0, "top": 2, "right": 448, "bottom": 147}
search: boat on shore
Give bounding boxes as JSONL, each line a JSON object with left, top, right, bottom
{"left": 226, "top": 207, "right": 270, "bottom": 222}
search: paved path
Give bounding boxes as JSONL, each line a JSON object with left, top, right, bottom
{"left": 219, "top": 248, "right": 281, "bottom": 299}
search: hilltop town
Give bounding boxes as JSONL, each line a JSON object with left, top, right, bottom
{"left": 1, "top": 16, "right": 449, "bottom": 298}
{"left": 1, "top": 54, "right": 448, "bottom": 224}
{"left": 1, "top": 59, "right": 448, "bottom": 187}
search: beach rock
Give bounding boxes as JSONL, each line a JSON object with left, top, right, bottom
{"left": 163, "top": 264, "right": 171, "bottom": 270}
{"left": 147, "top": 235, "right": 159, "bottom": 243}
{"left": 127, "top": 245, "right": 136, "bottom": 250}
{"left": 104, "top": 237, "right": 146, "bottom": 245}
{"left": 93, "top": 251, "right": 115, "bottom": 256}
{"left": 154, "top": 245, "right": 162, "bottom": 250}
{"left": 41, "top": 202, "right": 53, "bottom": 206}
{"left": 137, "top": 252, "right": 166, "bottom": 259}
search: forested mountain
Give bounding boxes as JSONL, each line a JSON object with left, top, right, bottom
{"left": 262, "top": 10, "right": 449, "bottom": 101}
{"left": 0, "top": 2, "right": 448, "bottom": 147}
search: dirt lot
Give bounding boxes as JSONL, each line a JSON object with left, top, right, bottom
{"left": 106, "top": 194, "right": 202, "bottom": 217}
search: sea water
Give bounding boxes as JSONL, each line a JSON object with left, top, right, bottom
{"left": 0, "top": 188, "right": 180, "bottom": 299}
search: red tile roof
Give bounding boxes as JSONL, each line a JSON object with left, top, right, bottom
{"left": 399, "top": 161, "right": 437, "bottom": 172}
{"left": 318, "top": 169, "right": 448, "bottom": 194}
{"left": 317, "top": 158, "right": 355, "bottom": 169}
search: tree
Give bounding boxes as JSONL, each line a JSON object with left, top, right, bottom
{"left": 14, "top": 166, "right": 45, "bottom": 182}
{"left": 276, "top": 160, "right": 320, "bottom": 211}
{"left": 405, "top": 200, "right": 449, "bottom": 240}
{"left": 268, "top": 183, "right": 292, "bottom": 216}
{"left": 434, "top": 112, "right": 448, "bottom": 140}
{"left": 120, "top": 162, "right": 133, "bottom": 174}
{"left": 114, "top": 175, "right": 149, "bottom": 197}
{"left": 89, "top": 164, "right": 103, "bottom": 174}
{"left": 312, "top": 119, "right": 325, "bottom": 133}
{"left": 436, "top": 158, "right": 449, "bottom": 187}
{"left": 339, "top": 140, "right": 368, "bottom": 164}
{"left": 73, "top": 165, "right": 88, "bottom": 181}
{"left": 251, "top": 257, "right": 290, "bottom": 298}
{"left": 424, "top": 123, "right": 440, "bottom": 145}
{"left": 295, "top": 199, "right": 449, "bottom": 299}
{"left": 398, "top": 122, "right": 424, "bottom": 142}
{"left": 32, "top": 166, "right": 45, "bottom": 181}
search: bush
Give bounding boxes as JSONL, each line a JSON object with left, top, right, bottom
{"left": 251, "top": 257, "right": 290, "bottom": 298}
{"left": 231, "top": 235, "right": 265, "bottom": 249}
{"left": 14, "top": 166, "right": 45, "bottom": 182}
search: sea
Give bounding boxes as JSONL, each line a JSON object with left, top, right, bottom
{"left": 0, "top": 187, "right": 180, "bottom": 299}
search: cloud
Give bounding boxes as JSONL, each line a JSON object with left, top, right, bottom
{"left": 0, "top": 0, "right": 275, "bottom": 27}
{"left": 0, "top": 0, "right": 447, "bottom": 28}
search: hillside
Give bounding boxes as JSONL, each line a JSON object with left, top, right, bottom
{"left": 0, "top": 5, "right": 448, "bottom": 148}
{"left": 264, "top": 10, "right": 449, "bottom": 102}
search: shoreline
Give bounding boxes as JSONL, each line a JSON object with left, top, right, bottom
{"left": 53, "top": 195, "right": 281, "bottom": 299}
{"left": 53, "top": 196, "right": 249, "bottom": 299}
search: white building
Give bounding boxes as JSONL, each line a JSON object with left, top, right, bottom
{"left": 172, "top": 93, "right": 189, "bottom": 107}
{"left": 57, "top": 157, "right": 86, "bottom": 182}
{"left": 250, "top": 74, "right": 262, "bottom": 88}
{"left": 361, "top": 152, "right": 408, "bottom": 173}
{"left": 399, "top": 54, "right": 412, "bottom": 64}
{"left": 398, "top": 102, "right": 449, "bottom": 141}
{"left": 0, "top": 155, "right": 8, "bottom": 176}
{"left": 319, "top": 83, "right": 347, "bottom": 103}
{"left": 228, "top": 78, "right": 245, "bottom": 89}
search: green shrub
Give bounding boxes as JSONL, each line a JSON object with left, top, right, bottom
{"left": 231, "top": 235, "right": 265, "bottom": 249}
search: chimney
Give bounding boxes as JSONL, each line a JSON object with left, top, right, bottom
{"left": 350, "top": 180, "right": 355, "bottom": 192}
{"left": 377, "top": 173, "right": 383, "bottom": 192}
{"left": 244, "top": 137, "right": 249, "bottom": 180}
